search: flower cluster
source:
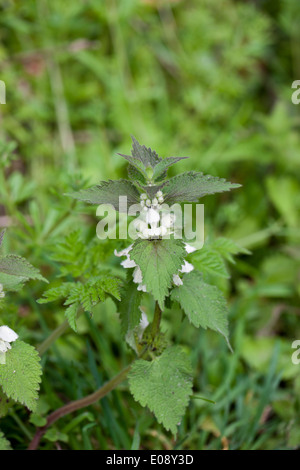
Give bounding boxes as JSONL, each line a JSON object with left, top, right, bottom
{"left": 133, "top": 190, "right": 177, "bottom": 239}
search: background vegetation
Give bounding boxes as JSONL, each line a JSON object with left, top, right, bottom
{"left": 0, "top": 0, "right": 299, "bottom": 450}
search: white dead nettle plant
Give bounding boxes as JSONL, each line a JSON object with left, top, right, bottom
{"left": 115, "top": 191, "right": 196, "bottom": 291}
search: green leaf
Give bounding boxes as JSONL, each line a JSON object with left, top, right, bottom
{"left": 211, "top": 237, "right": 250, "bottom": 263}
{"left": 152, "top": 157, "right": 188, "bottom": 182}
{"left": 160, "top": 171, "right": 241, "bottom": 204}
{"left": 0, "top": 272, "right": 26, "bottom": 292}
{"left": 38, "top": 282, "right": 74, "bottom": 304}
{"left": 64, "top": 301, "right": 80, "bottom": 332}
{"left": 192, "top": 247, "right": 229, "bottom": 279}
{"left": 0, "top": 430, "right": 12, "bottom": 450}
{"left": 128, "top": 164, "right": 147, "bottom": 186}
{"left": 119, "top": 281, "right": 143, "bottom": 336}
{"left": 130, "top": 239, "right": 186, "bottom": 309}
{"left": 130, "top": 136, "right": 161, "bottom": 168}
{"left": 171, "top": 270, "right": 230, "bottom": 347}
{"left": 66, "top": 179, "right": 140, "bottom": 212}
{"left": 128, "top": 346, "right": 193, "bottom": 435}
{"left": 0, "top": 255, "right": 46, "bottom": 282}
{"left": 0, "top": 340, "right": 42, "bottom": 411}
{"left": 40, "top": 275, "right": 122, "bottom": 331}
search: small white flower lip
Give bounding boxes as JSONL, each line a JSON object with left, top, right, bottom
{"left": 184, "top": 243, "right": 197, "bottom": 254}
{"left": 114, "top": 245, "right": 133, "bottom": 257}
{"left": 133, "top": 266, "right": 143, "bottom": 284}
{"left": 173, "top": 274, "right": 183, "bottom": 286}
{"left": 179, "top": 260, "right": 194, "bottom": 274}
{"left": 146, "top": 208, "right": 160, "bottom": 226}
{"left": 121, "top": 258, "right": 137, "bottom": 268}
{"left": 0, "top": 326, "right": 18, "bottom": 343}
{"left": 0, "top": 340, "right": 9, "bottom": 353}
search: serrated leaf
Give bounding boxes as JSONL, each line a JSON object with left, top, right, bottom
{"left": 128, "top": 346, "right": 193, "bottom": 435}
{"left": 130, "top": 239, "right": 186, "bottom": 309}
{"left": 38, "top": 282, "right": 74, "bottom": 304}
{"left": 192, "top": 247, "right": 229, "bottom": 279}
{"left": 0, "top": 341, "right": 42, "bottom": 411}
{"left": 118, "top": 154, "right": 149, "bottom": 180}
{"left": 160, "top": 171, "right": 241, "bottom": 204}
{"left": 65, "top": 302, "right": 80, "bottom": 332}
{"left": 119, "top": 281, "right": 143, "bottom": 336}
{"left": 131, "top": 136, "right": 161, "bottom": 168}
{"left": 152, "top": 157, "right": 188, "bottom": 182}
{"left": 0, "top": 272, "right": 26, "bottom": 291}
{"left": 0, "top": 430, "right": 12, "bottom": 450}
{"left": 171, "top": 270, "right": 230, "bottom": 347}
{"left": 128, "top": 164, "right": 147, "bottom": 186}
{"left": 211, "top": 237, "right": 251, "bottom": 264}
{"left": 66, "top": 179, "right": 140, "bottom": 212}
{"left": 0, "top": 255, "right": 46, "bottom": 282}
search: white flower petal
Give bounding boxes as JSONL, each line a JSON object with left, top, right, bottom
{"left": 133, "top": 266, "right": 143, "bottom": 284}
{"left": 121, "top": 257, "right": 137, "bottom": 268}
{"left": 184, "top": 243, "right": 197, "bottom": 254}
{"left": 0, "top": 326, "right": 18, "bottom": 343}
{"left": 161, "top": 213, "right": 175, "bottom": 229}
{"left": 179, "top": 260, "right": 194, "bottom": 274}
{"left": 137, "top": 284, "right": 147, "bottom": 292}
{"left": 0, "top": 339, "right": 11, "bottom": 353}
{"left": 173, "top": 274, "right": 183, "bottom": 286}
{"left": 114, "top": 244, "right": 133, "bottom": 257}
{"left": 146, "top": 208, "right": 160, "bottom": 226}
{"left": 139, "top": 311, "right": 149, "bottom": 335}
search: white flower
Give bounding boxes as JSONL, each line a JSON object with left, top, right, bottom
{"left": 114, "top": 245, "right": 133, "bottom": 258}
{"left": 179, "top": 260, "right": 194, "bottom": 274}
{"left": 140, "top": 193, "right": 147, "bottom": 200}
{"left": 146, "top": 208, "right": 160, "bottom": 227}
{"left": 115, "top": 246, "right": 147, "bottom": 292}
{"left": 161, "top": 213, "right": 175, "bottom": 229}
{"left": 152, "top": 197, "right": 158, "bottom": 206}
{"left": 145, "top": 199, "right": 151, "bottom": 207}
{"left": 156, "top": 190, "right": 163, "bottom": 198}
{"left": 173, "top": 274, "right": 183, "bottom": 286}
{"left": 184, "top": 243, "right": 196, "bottom": 254}
{"left": 171, "top": 243, "right": 196, "bottom": 287}
{"left": 0, "top": 326, "right": 18, "bottom": 353}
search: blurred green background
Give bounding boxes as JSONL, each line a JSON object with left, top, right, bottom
{"left": 0, "top": 0, "right": 300, "bottom": 450}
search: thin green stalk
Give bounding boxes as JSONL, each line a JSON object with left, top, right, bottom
{"left": 28, "top": 364, "right": 131, "bottom": 450}
{"left": 37, "top": 319, "right": 70, "bottom": 355}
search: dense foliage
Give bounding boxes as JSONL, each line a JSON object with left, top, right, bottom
{"left": 0, "top": 0, "right": 299, "bottom": 450}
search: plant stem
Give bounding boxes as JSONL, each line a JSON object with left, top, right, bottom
{"left": 37, "top": 319, "right": 70, "bottom": 355}
{"left": 151, "top": 301, "right": 162, "bottom": 340}
{"left": 38, "top": 307, "right": 81, "bottom": 355}
{"left": 28, "top": 364, "right": 131, "bottom": 450}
